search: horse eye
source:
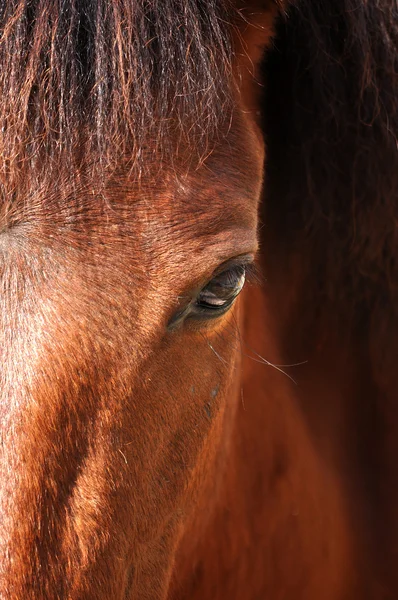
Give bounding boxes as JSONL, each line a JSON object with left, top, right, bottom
{"left": 168, "top": 260, "right": 252, "bottom": 329}
{"left": 193, "top": 265, "right": 246, "bottom": 317}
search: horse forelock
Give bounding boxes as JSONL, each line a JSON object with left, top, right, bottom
{"left": 0, "top": 0, "right": 242, "bottom": 193}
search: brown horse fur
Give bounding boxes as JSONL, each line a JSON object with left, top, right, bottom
{"left": 0, "top": 0, "right": 397, "bottom": 598}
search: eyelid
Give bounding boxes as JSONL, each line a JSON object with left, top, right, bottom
{"left": 209, "top": 253, "right": 255, "bottom": 280}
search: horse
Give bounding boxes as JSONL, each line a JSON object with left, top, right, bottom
{"left": 0, "top": 0, "right": 397, "bottom": 598}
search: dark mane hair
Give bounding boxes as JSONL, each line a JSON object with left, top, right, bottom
{"left": 0, "top": 0, "right": 235, "bottom": 192}
{"left": 263, "top": 0, "right": 398, "bottom": 337}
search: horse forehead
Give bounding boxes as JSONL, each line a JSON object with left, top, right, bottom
{"left": 100, "top": 123, "right": 262, "bottom": 238}
{"left": 10, "top": 156, "right": 260, "bottom": 243}
{"left": 94, "top": 114, "right": 263, "bottom": 229}
{"left": 139, "top": 162, "right": 261, "bottom": 233}
{"left": 1, "top": 102, "right": 263, "bottom": 237}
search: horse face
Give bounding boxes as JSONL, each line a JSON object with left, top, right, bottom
{"left": 0, "top": 111, "right": 264, "bottom": 600}
{"left": 0, "top": 3, "right": 278, "bottom": 598}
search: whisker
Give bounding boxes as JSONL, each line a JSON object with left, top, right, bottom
{"left": 200, "top": 312, "right": 306, "bottom": 386}
{"left": 242, "top": 339, "right": 308, "bottom": 370}
{"left": 207, "top": 341, "right": 228, "bottom": 365}
{"left": 230, "top": 313, "right": 304, "bottom": 385}
{"left": 200, "top": 331, "right": 229, "bottom": 366}
{"left": 240, "top": 386, "right": 246, "bottom": 411}
{"left": 118, "top": 448, "right": 128, "bottom": 465}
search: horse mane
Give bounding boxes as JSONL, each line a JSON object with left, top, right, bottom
{"left": 263, "top": 0, "right": 398, "bottom": 339}
{"left": 0, "top": 0, "right": 235, "bottom": 192}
